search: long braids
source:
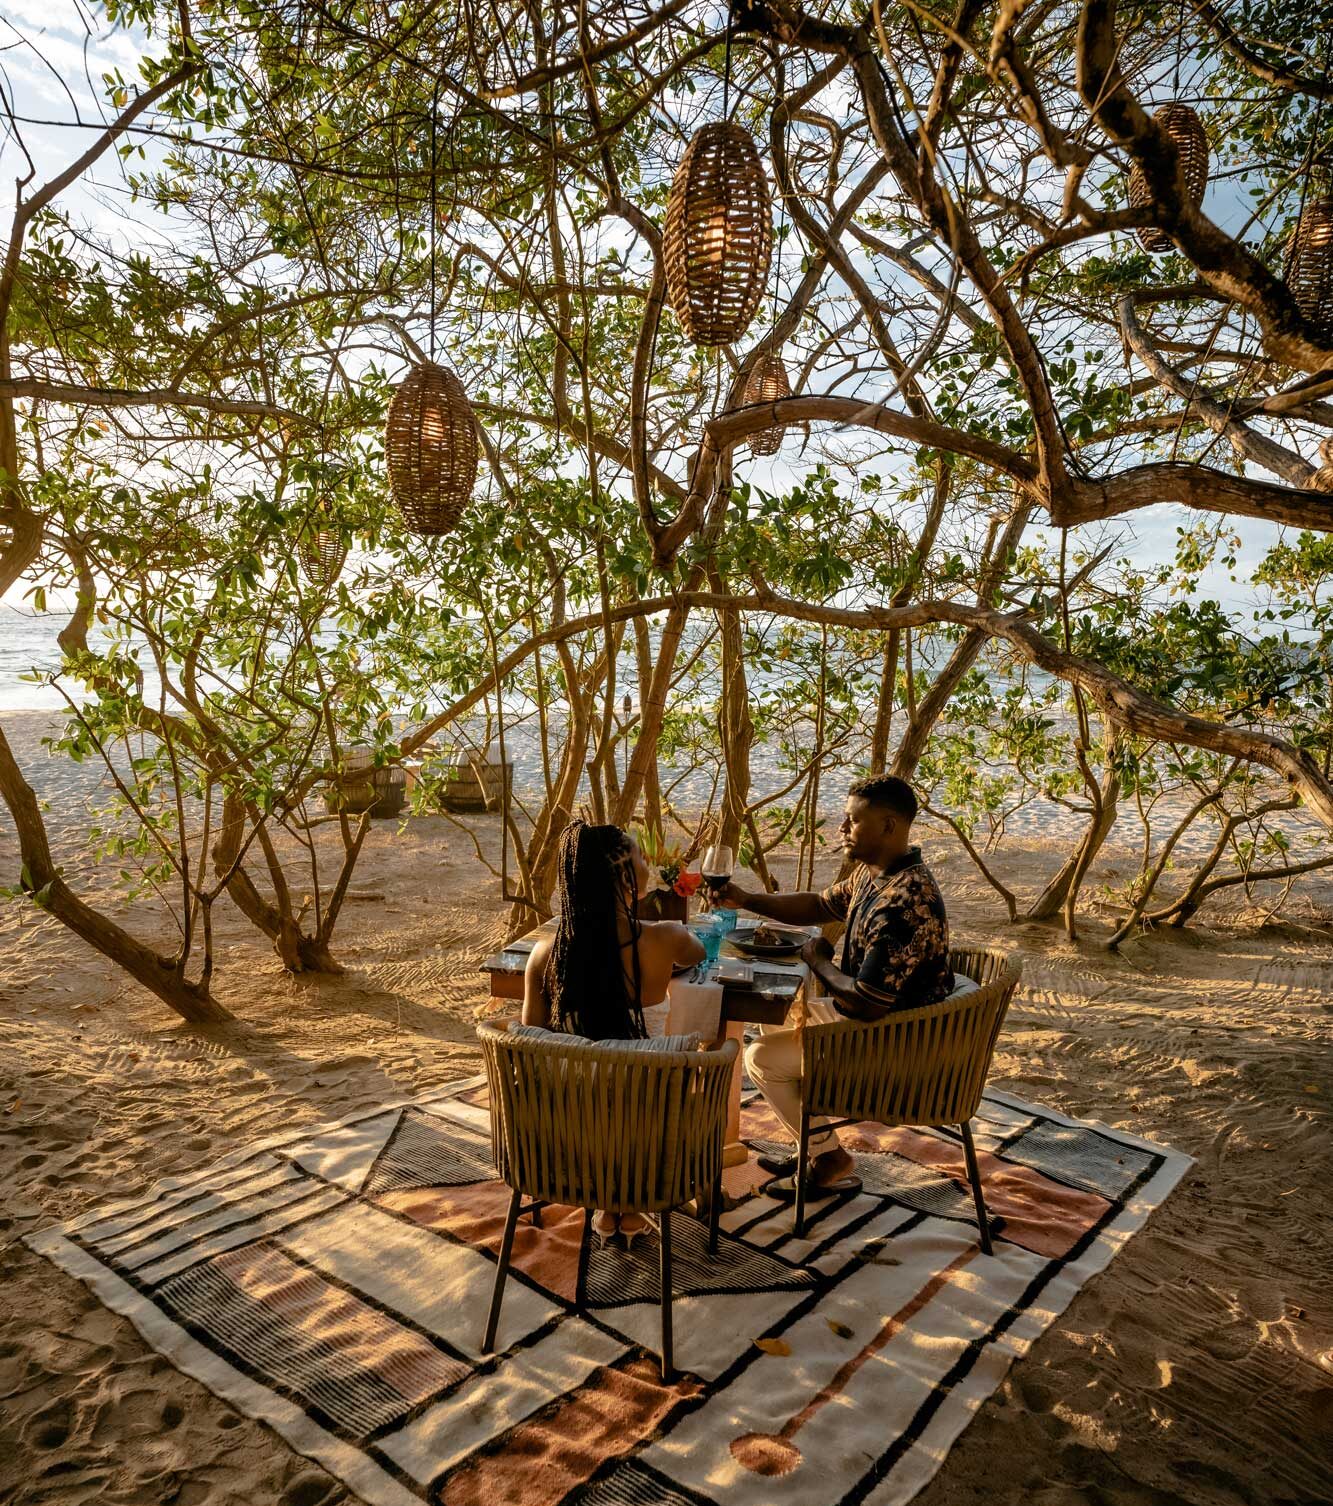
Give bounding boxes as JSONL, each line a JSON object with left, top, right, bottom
{"left": 546, "top": 821, "right": 647, "bottom": 1039}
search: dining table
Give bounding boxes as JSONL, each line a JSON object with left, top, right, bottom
{"left": 479, "top": 915, "right": 816, "bottom": 1166}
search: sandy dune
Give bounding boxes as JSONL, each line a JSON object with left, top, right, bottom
{"left": 1, "top": 709, "right": 1330, "bottom": 1506}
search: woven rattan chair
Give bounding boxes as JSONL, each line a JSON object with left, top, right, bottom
{"left": 476, "top": 1020, "right": 738, "bottom": 1381}
{"left": 792, "top": 946, "right": 1022, "bottom": 1244}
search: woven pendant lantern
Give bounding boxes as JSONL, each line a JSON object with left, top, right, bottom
{"left": 1310, "top": 436, "right": 1333, "bottom": 494}
{"left": 663, "top": 122, "right": 773, "bottom": 347}
{"left": 1286, "top": 197, "right": 1333, "bottom": 346}
{"left": 1127, "top": 103, "right": 1210, "bottom": 253}
{"left": 744, "top": 353, "right": 792, "bottom": 455}
{"left": 385, "top": 362, "right": 478, "bottom": 536}
{"left": 298, "top": 525, "right": 347, "bottom": 589}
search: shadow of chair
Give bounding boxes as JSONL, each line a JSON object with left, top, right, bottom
{"left": 793, "top": 946, "right": 1023, "bottom": 1244}
{"left": 476, "top": 1020, "right": 738, "bottom": 1381}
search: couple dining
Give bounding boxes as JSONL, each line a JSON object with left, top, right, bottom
{"left": 521, "top": 774, "right": 958, "bottom": 1239}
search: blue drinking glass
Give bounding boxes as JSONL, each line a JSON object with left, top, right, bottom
{"left": 690, "top": 916, "right": 723, "bottom": 965}
{"left": 713, "top": 905, "right": 737, "bottom": 936}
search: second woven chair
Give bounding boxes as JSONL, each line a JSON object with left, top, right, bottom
{"left": 476, "top": 1020, "right": 737, "bottom": 1381}
{"left": 791, "top": 946, "right": 1022, "bottom": 1243}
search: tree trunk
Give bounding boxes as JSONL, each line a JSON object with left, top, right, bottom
{"left": 1025, "top": 756, "right": 1122, "bottom": 922}
{"left": 0, "top": 726, "right": 231, "bottom": 1024}
{"left": 212, "top": 793, "right": 343, "bottom": 974}
{"left": 891, "top": 627, "right": 987, "bottom": 781}
{"left": 632, "top": 615, "right": 664, "bottom": 833}
{"left": 716, "top": 600, "right": 755, "bottom": 853}
{"left": 868, "top": 633, "right": 899, "bottom": 774}
{"left": 616, "top": 601, "right": 690, "bottom": 825}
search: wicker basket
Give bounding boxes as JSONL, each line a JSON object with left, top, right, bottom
{"left": 1127, "top": 102, "right": 1210, "bottom": 253}
{"left": 437, "top": 756, "right": 512, "bottom": 813}
{"left": 744, "top": 353, "right": 792, "bottom": 455}
{"left": 663, "top": 122, "right": 773, "bottom": 347}
{"left": 298, "top": 528, "right": 347, "bottom": 589}
{"left": 385, "top": 362, "right": 479, "bottom": 536}
{"left": 325, "top": 750, "right": 406, "bottom": 818}
{"left": 1286, "top": 197, "right": 1333, "bottom": 346}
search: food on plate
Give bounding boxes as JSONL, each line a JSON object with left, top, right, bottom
{"left": 751, "top": 924, "right": 800, "bottom": 947}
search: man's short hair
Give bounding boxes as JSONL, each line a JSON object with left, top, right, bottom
{"left": 848, "top": 774, "right": 918, "bottom": 822}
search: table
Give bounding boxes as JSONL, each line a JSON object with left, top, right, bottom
{"left": 480, "top": 917, "right": 814, "bottom": 1163}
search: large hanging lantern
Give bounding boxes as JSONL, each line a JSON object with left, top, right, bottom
{"left": 1286, "top": 197, "right": 1333, "bottom": 347}
{"left": 384, "top": 362, "right": 478, "bottom": 536}
{"left": 663, "top": 122, "right": 773, "bottom": 347}
{"left": 744, "top": 353, "right": 792, "bottom": 455}
{"left": 298, "top": 523, "right": 347, "bottom": 589}
{"left": 1127, "top": 103, "right": 1210, "bottom": 254}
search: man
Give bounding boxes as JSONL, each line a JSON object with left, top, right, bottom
{"left": 713, "top": 774, "right": 956, "bottom": 1201}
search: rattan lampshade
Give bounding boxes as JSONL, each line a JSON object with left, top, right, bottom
{"left": 744, "top": 353, "right": 792, "bottom": 455}
{"left": 1127, "top": 103, "right": 1210, "bottom": 254}
{"left": 385, "top": 362, "right": 478, "bottom": 536}
{"left": 298, "top": 526, "right": 347, "bottom": 589}
{"left": 663, "top": 122, "right": 773, "bottom": 347}
{"left": 1311, "top": 436, "right": 1333, "bottom": 494}
{"left": 1286, "top": 197, "right": 1333, "bottom": 346}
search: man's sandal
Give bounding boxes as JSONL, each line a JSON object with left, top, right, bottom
{"left": 763, "top": 1172, "right": 862, "bottom": 1202}
{"left": 756, "top": 1150, "right": 798, "bottom": 1177}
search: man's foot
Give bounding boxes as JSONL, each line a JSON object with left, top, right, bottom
{"left": 810, "top": 1146, "right": 856, "bottom": 1187}
{"left": 764, "top": 1145, "right": 860, "bottom": 1201}
{"left": 756, "top": 1149, "right": 798, "bottom": 1177}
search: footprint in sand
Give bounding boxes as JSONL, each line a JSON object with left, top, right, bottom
{"left": 26, "top": 1397, "right": 74, "bottom": 1450}
{"left": 1198, "top": 1318, "right": 1262, "bottom": 1361}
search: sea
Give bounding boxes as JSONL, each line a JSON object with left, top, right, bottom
{"left": 1, "top": 603, "right": 1319, "bottom": 862}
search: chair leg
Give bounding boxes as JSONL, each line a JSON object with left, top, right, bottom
{"left": 708, "top": 1174, "right": 722, "bottom": 1255}
{"left": 483, "top": 1187, "right": 522, "bottom": 1351}
{"left": 794, "top": 1107, "right": 810, "bottom": 1240}
{"left": 960, "top": 1121, "right": 993, "bottom": 1256}
{"left": 659, "top": 1210, "right": 674, "bottom": 1383}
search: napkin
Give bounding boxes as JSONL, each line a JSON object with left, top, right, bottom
{"left": 666, "top": 970, "right": 724, "bottom": 1043}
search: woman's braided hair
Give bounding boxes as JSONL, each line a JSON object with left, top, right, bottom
{"left": 545, "top": 820, "right": 647, "bottom": 1040}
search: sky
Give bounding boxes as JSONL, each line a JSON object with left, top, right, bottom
{"left": 0, "top": 1, "right": 1299, "bottom": 658}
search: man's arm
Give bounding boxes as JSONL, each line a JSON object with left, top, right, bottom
{"left": 711, "top": 879, "right": 838, "bottom": 927}
{"left": 800, "top": 937, "right": 891, "bottom": 1021}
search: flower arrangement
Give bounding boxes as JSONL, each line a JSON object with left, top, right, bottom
{"left": 636, "top": 828, "right": 702, "bottom": 899}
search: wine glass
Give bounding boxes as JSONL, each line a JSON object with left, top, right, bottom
{"left": 702, "top": 844, "right": 736, "bottom": 932}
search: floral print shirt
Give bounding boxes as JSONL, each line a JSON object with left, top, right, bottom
{"left": 816, "top": 848, "right": 953, "bottom": 1011}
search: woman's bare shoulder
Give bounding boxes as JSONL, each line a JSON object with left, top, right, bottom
{"left": 639, "top": 919, "right": 698, "bottom": 954}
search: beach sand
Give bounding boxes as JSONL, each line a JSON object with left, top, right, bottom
{"left": 1, "top": 708, "right": 1330, "bottom": 1505}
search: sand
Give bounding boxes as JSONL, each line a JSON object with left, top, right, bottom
{"left": 1, "top": 708, "right": 1331, "bottom": 1506}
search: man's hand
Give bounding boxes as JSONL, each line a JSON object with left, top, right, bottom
{"left": 800, "top": 935, "right": 833, "bottom": 969}
{"left": 708, "top": 878, "right": 750, "bottom": 910}
{"left": 801, "top": 934, "right": 889, "bottom": 1022}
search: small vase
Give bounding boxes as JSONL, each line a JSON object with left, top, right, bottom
{"left": 639, "top": 889, "right": 687, "bottom": 923}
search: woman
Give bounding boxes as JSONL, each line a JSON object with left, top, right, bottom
{"left": 523, "top": 820, "right": 704, "bottom": 1245}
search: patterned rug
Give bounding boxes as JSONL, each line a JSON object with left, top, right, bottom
{"left": 26, "top": 1075, "right": 1190, "bottom": 1506}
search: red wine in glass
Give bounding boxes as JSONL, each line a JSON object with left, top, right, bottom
{"left": 702, "top": 845, "right": 736, "bottom": 931}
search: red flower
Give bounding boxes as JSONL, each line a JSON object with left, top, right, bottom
{"left": 673, "top": 870, "right": 702, "bottom": 898}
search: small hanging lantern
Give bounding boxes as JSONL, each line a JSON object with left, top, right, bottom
{"left": 384, "top": 362, "right": 478, "bottom": 537}
{"left": 298, "top": 523, "right": 348, "bottom": 589}
{"left": 1127, "top": 103, "right": 1210, "bottom": 254}
{"left": 1286, "top": 197, "right": 1333, "bottom": 347}
{"left": 663, "top": 122, "right": 773, "bottom": 347}
{"left": 1311, "top": 436, "right": 1333, "bottom": 494}
{"left": 744, "top": 353, "right": 792, "bottom": 455}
